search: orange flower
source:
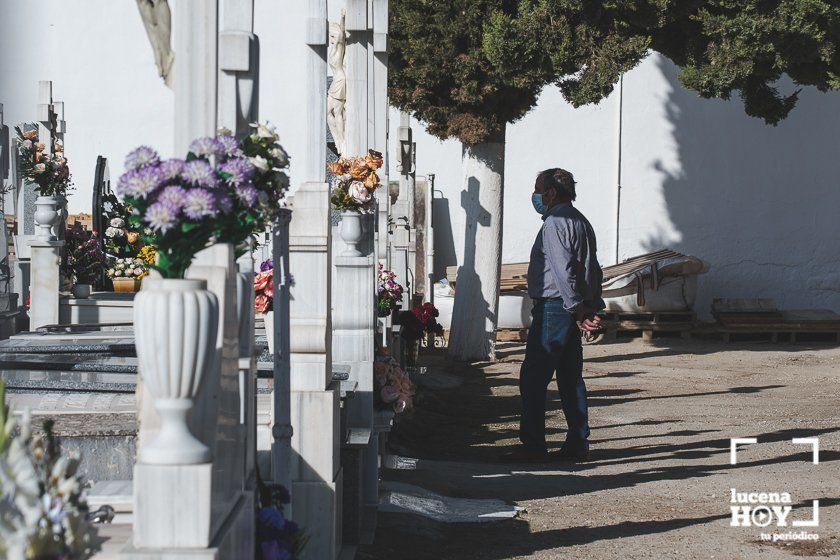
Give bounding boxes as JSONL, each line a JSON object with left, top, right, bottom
{"left": 365, "top": 150, "right": 383, "bottom": 170}
{"left": 348, "top": 158, "right": 370, "bottom": 180}
{"left": 327, "top": 160, "right": 346, "bottom": 175}
{"left": 254, "top": 270, "right": 272, "bottom": 293}
{"left": 364, "top": 171, "right": 380, "bottom": 189}
{"left": 254, "top": 294, "right": 270, "bottom": 314}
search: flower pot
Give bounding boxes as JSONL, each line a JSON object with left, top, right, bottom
{"left": 34, "top": 195, "right": 60, "bottom": 241}
{"left": 339, "top": 211, "right": 364, "bottom": 256}
{"left": 261, "top": 311, "right": 274, "bottom": 356}
{"left": 112, "top": 277, "right": 141, "bottom": 293}
{"left": 134, "top": 278, "right": 218, "bottom": 464}
{"left": 72, "top": 284, "right": 92, "bottom": 299}
{"left": 236, "top": 271, "right": 254, "bottom": 358}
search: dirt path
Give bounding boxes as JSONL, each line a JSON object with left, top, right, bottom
{"left": 358, "top": 340, "right": 840, "bottom": 560}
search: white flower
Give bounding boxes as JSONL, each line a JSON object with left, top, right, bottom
{"left": 250, "top": 156, "right": 270, "bottom": 172}
{"left": 126, "top": 268, "right": 135, "bottom": 276}
{"left": 110, "top": 218, "right": 125, "bottom": 228}
{"left": 251, "top": 122, "right": 277, "bottom": 140}
{"left": 34, "top": 163, "right": 46, "bottom": 173}
{"left": 270, "top": 147, "right": 289, "bottom": 167}
{"left": 349, "top": 181, "right": 371, "bottom": 204}
{"left": 114, "top": 270, "right": 123, "bottom": 277}
{"left": 21, "top": 139, "right": 32, "bottom": 150}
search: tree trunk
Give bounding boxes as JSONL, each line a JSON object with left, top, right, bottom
{"left": 447, "top": 131, "right": 505, "bottom": 362}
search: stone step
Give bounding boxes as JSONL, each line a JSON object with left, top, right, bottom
{"left": 2, "top": 370, "right": 136, "bottom": 393}
{"left": 0, "top": 337, "right": 136, "bottom": 355}
{"left": 0, "top": 353, "right": 138, "bottom": 373}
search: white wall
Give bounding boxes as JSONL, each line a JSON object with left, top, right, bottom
{"left": 398, "top": 55, "right": 840, "bottom": 315}
{"left": 0, "top": 0, "right": 173, "bottom": 215}
{"left": 2, "top": 2, "right": 838, "bottom": 314}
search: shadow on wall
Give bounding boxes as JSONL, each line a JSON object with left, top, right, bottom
{"left": 644, "top": 56, "right": 840, "bottom": 313}
{"left": 432, "top": 195, "right": 458, "bottom": 283}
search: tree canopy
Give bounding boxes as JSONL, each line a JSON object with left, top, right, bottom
{"left": 389, "top": 0, "right": 840, "bottom": 145}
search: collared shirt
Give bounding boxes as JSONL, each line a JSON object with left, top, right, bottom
{"left": 527, "top": 203, "right": 605, "bottom": 313}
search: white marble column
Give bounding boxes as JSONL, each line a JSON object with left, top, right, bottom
{"left": 126, "top": 245, "right": 253, "bottom": 558}
{"left": 174, "top": 0, "right": 218, "bottom": 153}
{"left": 284, "top": 2, "right": 342, "bottom": 558}
{"left": 28, "top": 239, "right": 63, "bottom": 330}
{"left": 345, "top": 0, "right": 369, "bottom": 158}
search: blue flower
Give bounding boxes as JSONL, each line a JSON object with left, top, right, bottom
{"left": 117, "top": 165, "right": 164, "bottom": 199}
{"left": 189, "top": 136, "right": 224, "bottom": 158}
{"left": 181, "top": 160, "right": 219, "bottom": 188}
{"left": 125, "top": 146, "right": 160, "bottom": 170}
{"left": 183, "top": 188, "right": 217, "bottom": 219}
{"left": 220, "top": 157, "right": 256, "bottom": 185}
{"left": 160, "top": 158, "right": 186, "bottom": 181}
{"left": 216, "top": 134, "right": 244, "bottom": 158}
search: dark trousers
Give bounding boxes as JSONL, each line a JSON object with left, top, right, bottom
{"left": 519, "top": 298, "right": 590, "bottom": 453}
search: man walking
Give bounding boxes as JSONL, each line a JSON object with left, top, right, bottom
{"left": 501, "top": 168, "right": 604, "bottom": 463}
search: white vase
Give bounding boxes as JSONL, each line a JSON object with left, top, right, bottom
{"left": 34, "top": 196, "right": 60, "bottom": 241}
{"left": 339, "top": 211, "right": 364, "bottom": 256}
{"left": 261, "top": 311, "right": 274, "bottom": 356}
{"left": 134, "top": 278, "right": 219, "bottom": 465}
{"left": 236, "top": 271, "right": 254, "bottom": 358}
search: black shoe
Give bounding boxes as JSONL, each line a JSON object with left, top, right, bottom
{"left": 498, "top": 447, "right": 550, "bottom": 464}
{"left": 551, "top": 444, "right": 590, "bottom": 462}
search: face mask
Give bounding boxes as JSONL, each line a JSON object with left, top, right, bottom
{"left": 531, "top": 193, "right": 549, "bottom": 215}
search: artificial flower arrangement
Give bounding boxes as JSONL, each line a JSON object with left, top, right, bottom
{"left": 106, "top": 258, "right": 149, "bottom": 281}
{"left": 60, "top": 224, "right": 105, "bottom": 289}
{"left": 377, "top": 264, "right": 403, "bottom": 317}
{"left": 136, "top": 245, "right": 158, "bottom": 266}
{"left": 0, "top": 381, "right": 99, "bottom": 559}
{"left": 14, "top": 126, "right": 73, "bottom": 196}
{"left": 373, "top": 355, "right": 414, "bottom": 414}
{"left": 117, "top": 123, "right": 290, "bottom": 278}
{"left": 254, "top": 259, "right": 274, "bottom": 315}
{"left": 398, "top": 302, "right": 444, "bottom": 342}
{"left": 256, "top": 477, "right": 307, "bottom": 560}
{"left": 327, "top": 149, "right": 383, "bottom": 212}
{"left": 101, "top": 194, "right": 146, "bottom": 259}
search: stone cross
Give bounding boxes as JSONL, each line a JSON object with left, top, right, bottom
{"left": 36, "top": 81, "right": 56, "bottom": 157}
{"left": 173, "top": 0, "right": 218, "bottom": 154}
{"left": 218, "top": 0, "right": 257, "bottom": 135}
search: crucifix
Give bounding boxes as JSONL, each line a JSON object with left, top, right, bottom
{"left": 218, "top": 0, "right": 258, "bottom": 135}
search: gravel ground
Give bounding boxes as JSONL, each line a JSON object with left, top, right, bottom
{"left": 358, "top": 339, "right": 840, "bottom": 560}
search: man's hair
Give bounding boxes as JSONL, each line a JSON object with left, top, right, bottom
{"left": 537, "top": 168, "right": 577, "bottom": 201}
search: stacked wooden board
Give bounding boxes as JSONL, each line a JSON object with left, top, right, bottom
{"left": 711, "top": 299, "right": 840, "bottom": 343}
{"left": 446, "top": 263, "right": 529, "bottom": 292}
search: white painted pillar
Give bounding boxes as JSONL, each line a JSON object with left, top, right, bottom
{"left": 28, "top": 240, "right": 62, "bottom": 330}
{"left": 218, "top": 0, "right": 257, "bottom": 135}
{"left": 174, "top": 0, "right": 218, "bottom": 154}
{"left": 127, "top": 244, "right": 254, "bottom": 558}
{"left": 285, "top": 2, "right": 342, "bottom": 558}
{"left": 345, "top": 0, "right": 369, "bottom": 158}
{"left": 0, "top": 104, "right": 8, "bottom": 199}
